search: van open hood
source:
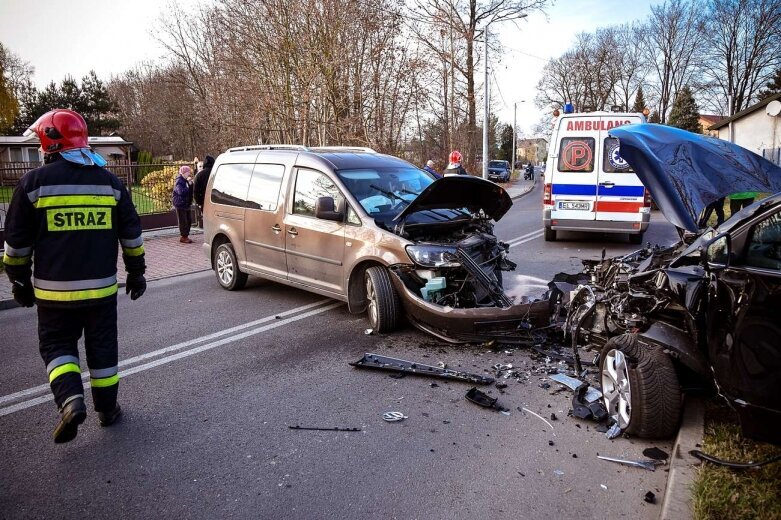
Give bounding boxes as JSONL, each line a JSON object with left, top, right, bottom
{"left": 610, "top": 124, "right": 781, "bottom": 232}
{"left": 393, "top": 175, "right": 512, "bottom": 222}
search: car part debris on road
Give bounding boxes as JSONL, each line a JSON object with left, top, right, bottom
{"left": 288, "top": 425, "right": 361, "bottom": 432}
{"left": 351, "top": 353, "right": 494, "bottom": 384}
{"left": 605, "top": 423, "right": 623, "bottom": 439}
{"left": 643, "top": 491, "right": 656, "bottom": 504}
{"left": 382, "top": 412, "right": 408, "bottom": 422}
{"left": 571, "top": 384, "right": 608, "bottom": 422}
{"left": 520, "top": 407, "right": 556, "bottom": 435}
{"left": 465, "top": 387, "right": 499, "bottom": 409}
{"left": 597, "top": 455, "right": 666, "bottom": 472}
{"left": 642, "top": 447, "right": 669, "bottom": 460}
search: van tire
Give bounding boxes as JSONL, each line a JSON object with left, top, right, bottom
{"left": 629, "top": 232, "right": 644, "bottom": 245}
{"left": 544, "top": 227, "right": 557, "bottom": 241}
{"left": 365, "top": 266, "right": 400, "bottom": 333}
{"left": 214, "top": 243, "right": 248, "bottom": 291}
{"left": 599, "top": 333, "right": 681, "bottom": 438}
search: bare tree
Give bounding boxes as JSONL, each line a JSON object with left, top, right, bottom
{"left": 701, "top": 0, "right": 781, "bottom": 115}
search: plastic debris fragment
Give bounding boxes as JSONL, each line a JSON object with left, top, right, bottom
{"left": 382, "top": 411, "right": 408, "bottom": 422}
{"left": 644, "top": 491, "right": 656, "bottom": 504}
{"left": 605, "top": 423, "right": 623, "bottom": 439}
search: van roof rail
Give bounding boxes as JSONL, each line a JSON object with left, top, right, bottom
{"left": 227, "top": 144, "right": 309, "bottom": 153}
{"left": 311, "top": 146, "right": 377, "bottom": 153}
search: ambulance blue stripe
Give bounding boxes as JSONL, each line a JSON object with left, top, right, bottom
{"left": 552, "top": 184, "right": 644, "bottom": 197}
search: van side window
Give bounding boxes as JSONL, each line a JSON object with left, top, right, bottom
{"left": 745, "top": 212, "right": 781, "bottom": 271}
{"left": 292, "top": 169, "right": 345, "bottom": 217}
{"left": 557, "top": 137, "right": 595, "bottom": 173}
{"left": 603, "top": 137, "right": 634, "bottom": 173}
{"left": 211, "top": 163, "right": 253, "bottom": 206}
{"left": 246, "top": 163, "right": 285, "bottom": 211}
{"left": 346, "top": 204, "right": 361, "bottom": 225}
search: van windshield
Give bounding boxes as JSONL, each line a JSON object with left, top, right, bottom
{"left": 337, "top": 167, "right": 436, "bottom": 216}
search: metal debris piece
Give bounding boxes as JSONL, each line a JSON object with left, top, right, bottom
{"left": 642, "top": 447, "right": 670, "bottom": 461}
{"left": 644, "top": 491, "right": 656, "bottom": 504}
{"left": 605, "top": 423, "right": 623, "bottom": 439}
{"left": 597, "top": 455, "right": 665, "bottom": 472}
{"left": 689, "top": 450, "right": 781, "bottom": 469}
{"left": 350, "top": 353, "right": 494, "bottom": 385}
{"left": 437, "top": 361, "right": 447, "bottom": 369}
{"left": 382, "top": 411, "right": 408, "bottom": 422}
{"left": 572, "top": 385, "right": 608, "bottom": 421}
{"left": 289, "top": 425, "right": 361, "bottom": 432}
{"left": 553, "top": 470, "right": 564, "bottom": 476}
{"left": 521, "top": 407, "right": 556, "bottom": 435}
{"left": 549, "top": 373, "right": 602, "bottom": 402}
{"left": 465, "top": 387, "right": 498, "bottom": 408}
{"left": 364, "top": 328, "right": 374, "bottom": 335}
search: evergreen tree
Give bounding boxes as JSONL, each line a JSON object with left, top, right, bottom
{"left": 667, "top": 86, "right": 701, "bottom": 133}
{"left": 497, "top": 123, "right": 514, "bottom": 162}
{"left": 81, "top": 70, "right": 121, "bottom": 134}
{"left": 759, "top": 68, "right": 781, "bottom": 100}
{"left": 648, "top": 110, "right": 661, "bottom": 123}
{"left": 632, "top": 85, "right": 647, "bottom": 113}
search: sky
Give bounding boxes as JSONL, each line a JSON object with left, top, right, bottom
{"left": 0, "top": 0, "right": 658, "bottom": 137}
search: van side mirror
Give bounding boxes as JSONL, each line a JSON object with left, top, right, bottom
{"left": 705, "top": 233, "right": 730, "bottom": 270}
{"left": 315, "top": 196, "right": 344, "bottom": 222}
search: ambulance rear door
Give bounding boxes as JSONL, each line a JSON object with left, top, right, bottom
{"left": 550, "top": 116, "right": 599, "bottom": 224}
{"left": 595, "top": 114, "right": 645, "bottom": 224}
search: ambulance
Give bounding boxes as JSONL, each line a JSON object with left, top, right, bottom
{"left": 542, "top": 107, "right": 651, "bottom": 243}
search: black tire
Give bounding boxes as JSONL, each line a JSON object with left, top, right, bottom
{"left": 365, "top": 266, "right": 400, "bottom": 333}
{"left": 544, "top": 227, "right": 557, "bottom": 241}
{"left": 213, "top": 243, "right": 248, "bottom": 291}
{"left": 599, "top": 333, "right": 681, "bottom": 438}
{"left": 628, "top": 232, "right": 644, "bottom": 245}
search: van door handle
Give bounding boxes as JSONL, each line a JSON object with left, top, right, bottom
{"left": 600, "top": 181, "right": 615, "bottom": 187}
{"left": 271, "top": 224, "right": 281, "bottom": 233}
{"left": 287, "top": 228, "right": 298, "bottom": 236}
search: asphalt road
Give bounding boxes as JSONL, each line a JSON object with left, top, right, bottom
{"left": 0, "top": 179, "right": 680, "bottom": 519}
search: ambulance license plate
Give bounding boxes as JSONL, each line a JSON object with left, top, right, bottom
{"left": 559, "top": 201, "right": 590, "bottom": 210}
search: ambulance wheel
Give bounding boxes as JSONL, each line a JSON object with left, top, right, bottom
{"left": 214, "top": 243, "right": 248, "bottom": 291}
{"left": 544, "top": 227, "right": 557, "bottom": 241}
{"left": 629, "top": 232, "right": 644, "bottom": 245}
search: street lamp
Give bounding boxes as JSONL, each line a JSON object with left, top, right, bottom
{"left": 511, "top": 100, "right": 526, "bottom": 177}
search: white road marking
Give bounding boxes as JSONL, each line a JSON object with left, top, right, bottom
{"left": 506, "top": 230, "right": 544, "bottom": 248}
{"left": 0, "top": 300, "right": 341, "bottom": 416}
{"left": 504, "top": 228, "right": 541, "bottom": 245}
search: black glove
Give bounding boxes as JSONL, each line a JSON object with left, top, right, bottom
{"left": 12, "top": 279, "right": 35, "bottom": 307}
{"left": 126, "top": 273, "right": 147, "bottom": 301}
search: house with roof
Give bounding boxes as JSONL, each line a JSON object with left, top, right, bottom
{"left": 0, "top": 134, "right": 133, "bottom": 165}
{"left": 709, "top": 93, "right": 781, "bottom": 165}
{"left": 698, "top": 114, "right": 723, "bottom": 137}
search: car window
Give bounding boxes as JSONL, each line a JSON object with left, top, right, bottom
{"left": 489, "top": 161, "right": 507, "bottom": 168}
{"left": 745, "top": 212, "right": 781, "bottom": 270}
{"left": 602, "top": 137, "right": 634, "bottom": 173}
{"left": 292, "top": 169, "right": 345, "bottom": 218}
{"left": 246, "top": 163, "right": 285, "bottom": 211}
{"left": 346, "top": 204, "right": 361, "bottom": 226}
{"left": 336, "top": 167, "right": 435, "bottom": 216}
{"left": 558, "top": 137, "right": 595, "bottom": 172}
{"left": 211, "top": 163, "right": 253, "bottom": 206}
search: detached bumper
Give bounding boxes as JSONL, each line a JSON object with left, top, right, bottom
{"left": 388, "top": 265, "right": 551, "bottom": 344}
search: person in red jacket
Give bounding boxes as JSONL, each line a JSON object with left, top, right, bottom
{"left": 2, "top": 109, "right": 147, "bottom": 443}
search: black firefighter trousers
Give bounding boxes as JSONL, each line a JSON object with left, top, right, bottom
{"left": 38, "top": 302, "right": 119, "bottom": 413}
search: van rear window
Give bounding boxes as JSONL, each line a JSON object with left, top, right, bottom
{"left": 602, "top": 137, "right": 634, "bottom": 173}
{"left": 211, "top": 163, "right": 253, "bottom": 206}
{"left": 557, "top": 137, "right": 595, "bottom": 172}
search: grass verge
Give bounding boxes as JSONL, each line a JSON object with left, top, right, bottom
{"left": 692, "top": 400, "right": 781, "bottom": 520}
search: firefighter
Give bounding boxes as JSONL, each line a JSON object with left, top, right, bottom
{"left": 2, "top": 109, "right": 147, "bottom": 443}
{"left": 442, "top": 150, "right": 468, "bottom": 176}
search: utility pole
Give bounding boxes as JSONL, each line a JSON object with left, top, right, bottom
{"left": 482, "top": 25, "right": 489, "bottom": 180}
{"left": 512, "top": 102, "right": 517, "bottom": 177}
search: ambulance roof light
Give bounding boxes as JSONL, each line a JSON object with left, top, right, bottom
{"left": 563, "top": 103, "right": 575, "bottom": 114}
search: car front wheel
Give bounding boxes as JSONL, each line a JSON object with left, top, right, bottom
{"left": 365, "top": 266, "right": 400, "bottom": 333}
{"left": 214, "top": 243, "right": 248, "bottom": 291}
{"left": 600, "top": 333, "right": 681, "bottom": 438}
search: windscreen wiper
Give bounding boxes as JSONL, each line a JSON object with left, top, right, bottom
{"left": 369, "top": 184, "right": 410, "bottom": 205}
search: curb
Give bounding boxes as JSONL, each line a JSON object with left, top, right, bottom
{"left": 509, "top": 176, "right": 538, "bottom": 201}
{"left": 660, "top": 396, "right": 705, "bottom": 520}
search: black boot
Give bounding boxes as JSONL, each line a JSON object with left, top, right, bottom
{"left": 53, "top": 397, "right": 87, "bottom": 444}
{"left": 98, "top": 404, "right": 122, "bottom": 427}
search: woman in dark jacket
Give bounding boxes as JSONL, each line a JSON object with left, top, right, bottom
{"left": 172, "top": 165, "right": 194, "bottom": 243}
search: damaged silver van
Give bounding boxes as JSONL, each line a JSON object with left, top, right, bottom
{"left": 202, "top": 145, "right": 550, "bottom": 342}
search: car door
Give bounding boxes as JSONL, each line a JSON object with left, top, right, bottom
{"left": 595, "top": 115, "right": 645, "bottom": 223}
{"left": 243, "top": 160, "right": 290, "bottom": 279}
{"left": 283, "top": 168, "right": 346, "bottom": 294}
{"left": 705, "top": 209, "right": 781, "bottom": 420}
{"left": 550, "top": 118, "right": 598, "bottom": 223}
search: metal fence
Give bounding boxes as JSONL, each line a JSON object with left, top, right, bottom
{"left": 1, "top": 160, "right": 196, "bottom": 233}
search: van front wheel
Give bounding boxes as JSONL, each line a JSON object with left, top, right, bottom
{"left": 214, "top": 243, "right": 248, "bottom": 291}
{"left": 365, "top": 266, "right": 400, "bottom": 333}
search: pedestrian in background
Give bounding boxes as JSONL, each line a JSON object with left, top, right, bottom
{"left": 2, "top": 109, "right": 146, "bottom": 443}
{"left": 729, "top": 191, "right": 758, "bottom": 216}
{"left": 702, "top": 196, "right": 726, "bottom": 227}
{"left": 173, "top": 165, "right": 194, "bottom": 243}
{"left": 193, "top": 155, "right": 215, "bottom": 227}
{"left": 423, "top": 159, "right": 440, "bottom": 178}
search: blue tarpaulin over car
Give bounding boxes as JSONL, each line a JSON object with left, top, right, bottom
{"left": 609, "top": 124, "right": 781, "bottom": 232}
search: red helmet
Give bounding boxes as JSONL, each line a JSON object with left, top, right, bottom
{"left": 449, "top": 150, "right": 462, "bottom": 164}
{"left": 24, "top": 109, "right": 89, "bottom": 153}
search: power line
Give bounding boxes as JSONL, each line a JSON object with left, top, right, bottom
{"left": 500, "top": 45, "right": 549, "bottom": 62}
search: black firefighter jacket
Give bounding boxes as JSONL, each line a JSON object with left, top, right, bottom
{"left": 2, "top": 155, "right": 146, "bottom": 308}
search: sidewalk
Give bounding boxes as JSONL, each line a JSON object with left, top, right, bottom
{"left": 501, "top": 173, "right": 537, "bottom": 199}
{"left": 0, "top": 228, "right": 211, "bottom": 310}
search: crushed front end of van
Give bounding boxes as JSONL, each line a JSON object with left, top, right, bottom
{"left": 379, "top": 176, "right": 555, "bottom": 343}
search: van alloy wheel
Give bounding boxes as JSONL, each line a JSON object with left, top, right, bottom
{"left": 366, "top": 276, "right": 379, "bottom": 327}
{"left": 602, "top": 348, "right": 632, "bottom": 429}
{"left": 364, "top": 266, "right": 400, "bottom": 333}
{"left": 217, "top": 249, "right": 234, "bottom": 285}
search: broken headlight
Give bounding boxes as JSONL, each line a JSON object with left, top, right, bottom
{"left": 406, "top": 245, "right": 461, "bottom": 268}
